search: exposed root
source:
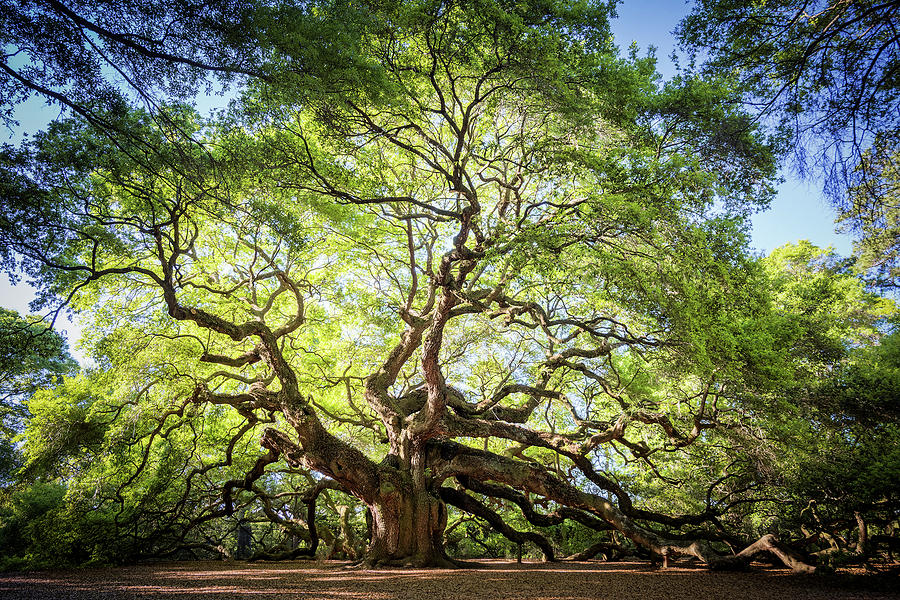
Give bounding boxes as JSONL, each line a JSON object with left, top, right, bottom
{"left": 246, "top": 545, "right": 317, "bottom": 562}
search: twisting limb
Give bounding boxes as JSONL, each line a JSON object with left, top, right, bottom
{"left": 246, "top": 478, "right": 347, "bottom": 561}
{"left": 433, "top": 441, "right": 816, "bottom": 573}
{"left": 565, "top": 541, "right": 628, "bottom": 561}
{"left": 456, "top": 475, "right": 611, "bottom": 531}
{"left": 439, "top": 486, "right": 556, "bottom": 561}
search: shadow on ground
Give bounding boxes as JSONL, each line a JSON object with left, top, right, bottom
{"left": 1, "top": 559, "right": 897, "bottom": 599}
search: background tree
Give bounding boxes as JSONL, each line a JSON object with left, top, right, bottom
{"left": 766, "top": 244, "right": 899, "bottom": 562}
{"left": 0, "top": 310, "right": 77, "bottom": 569}
{"left": 0, "top": 308, "right": 76, "bottom": 436}
{"left": 0, "top": 308, "right": 76, "bottom": 484}
{"left": 785, "top": 335, "right": 900, "bottom": 564}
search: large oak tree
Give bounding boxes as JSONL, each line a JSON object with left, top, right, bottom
{"left": 6, "top": 0, "right": 888, "bottom": 570}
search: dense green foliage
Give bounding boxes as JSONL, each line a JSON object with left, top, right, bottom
{"left": 677, "top": 0, "right": 900, "bottom": 287}
{"left": 0, "top": 309, "right": 76, "bottom": 435}
{"left": 678, "top": 0, "right": 899, "bottom": 186}
{"left": 0, "top": 0, "right": 897, "bottom": 573}
{"left": 0, "top": 311, "right": 77, "bottom": 568}
{"left": 0, "top": 309, "right": 76, "bottom": 485}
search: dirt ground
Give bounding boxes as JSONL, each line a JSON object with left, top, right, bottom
{"left": 1, "top": 559, "right": 897, "bottom": 600}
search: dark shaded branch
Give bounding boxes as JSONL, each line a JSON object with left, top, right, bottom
{"left": 439, "top": 486, "right": 556, "bottom": 561}
{"left": 456, "top": 475, "right": 610, "bottom": 532}
{"left": 566, "top": 541, "right": 628, "bottom": 561}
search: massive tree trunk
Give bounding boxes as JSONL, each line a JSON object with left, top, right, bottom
{"left": 366, "top": 476, "right": 449, "bottom": 566}
{"left": 365, "top": 447, "right": 453, "bottom": 567}
{"left": 263, "top": 424, "right": 451, "bottom": 567}
{"left": 357, "top": 283, "right": 462, "bottom": 567}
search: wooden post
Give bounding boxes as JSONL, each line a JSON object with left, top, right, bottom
{"left": 517, "top": 542, "right": 523, "bottom": 564}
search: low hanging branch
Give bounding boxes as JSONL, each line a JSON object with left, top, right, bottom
{"left": 565, "top": 540, "right": 628, "bottom": 561}
{"left": 439, "top": 487, "right": 556, "bottom": 561}
{"left": 247, "top": 478, "right": 347, "bottom": 561}
{"left": 434, "top": 441, "right": 817, "bottom": 573}
{"left": 455, "top": 475, "right": 611, "bottom": 531}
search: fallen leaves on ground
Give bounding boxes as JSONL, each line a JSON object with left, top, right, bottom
{"left": 0, "top": 559, "right": 897, "bottom": 600}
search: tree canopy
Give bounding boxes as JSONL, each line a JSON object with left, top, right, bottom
{"left": 0, "top": 0, "right": 897, "bottom": 573}
{"left": 677, "top": 0, "right": 900, "bottom": 286}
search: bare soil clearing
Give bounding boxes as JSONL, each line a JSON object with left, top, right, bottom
{"left": 1, "top": 560, "right": 897, "bottom": 600}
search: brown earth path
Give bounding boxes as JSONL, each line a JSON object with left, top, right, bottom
{"left": 1, "top": 559, "right": 897, "bottom": 600}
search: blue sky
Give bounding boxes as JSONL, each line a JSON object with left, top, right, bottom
{"left": 0, "top": 0, "right": 854, "bottom": 354}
